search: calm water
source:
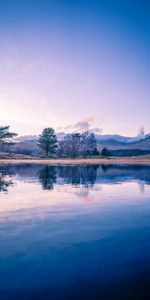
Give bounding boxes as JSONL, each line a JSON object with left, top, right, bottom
{"left": 0, "top": 164, "right": 150, "bottom": 300}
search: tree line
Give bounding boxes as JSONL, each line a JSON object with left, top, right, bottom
{"left": 38, "top": 127, "right": 111, "bottom": 157}
{"left": 0, "top": 125, "right": 111, "bottom": 158}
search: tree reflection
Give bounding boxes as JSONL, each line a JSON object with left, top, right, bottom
{"left": 57, "top": 165, "right": 99, "bottom": 187}
{"left": 1, "top": 163, "right": 150, "bottom": 192}
{"left": 38, "top": 166, "right": 57, "bottom": 190}
{"left": 0, "top": 171, "right": 13, "bottom": 192}
{"left": 38, "top": 165, "right": 99, "bottom": 190}
{"left": 101, "top": 164, "right": 111, "bottom": 172}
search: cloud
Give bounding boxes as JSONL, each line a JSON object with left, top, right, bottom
{"left": 74, "top": 120, "right": 91, "bottom": 131}
{"left": 83, "top": 116, "right": 96, "bottom": 123}
{"left": 57, "top": 116, "right": 103, "bottom": 134}
{"left": 138, "top": 126, "right": 145, "bottom": 137}
{"left": 92, "top": 127, "right": 102, "bottom": 134}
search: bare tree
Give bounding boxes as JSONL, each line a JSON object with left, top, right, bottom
{"left": 80, "top": 131, "right": 97, "bottom": 157}
{"left": 57, "top": 131, "right": 97, "bottom": 158}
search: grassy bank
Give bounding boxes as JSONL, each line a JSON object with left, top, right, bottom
{"left": 0, "top": 154, "right": 150, "bottom": 165}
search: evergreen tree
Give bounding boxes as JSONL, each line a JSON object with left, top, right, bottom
{"left": 92, "top": 147, "right": 99, "bottom": 156}
{"left": 101, "top": 147, "right": 111, "bottom": 157}
{"left": 0, "top": 126, "right": 17, "bottom": 151}
{"left": 37, "top": 128, "right": 57, "bottom": 157}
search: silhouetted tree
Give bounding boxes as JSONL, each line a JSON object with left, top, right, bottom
{"left": 0, "top": 126, "right": 17, "bottom": 151}
{"left": 101, "top": 147, "right": 111, "bottom": 157}
{"left": 92, "top": 147, "right": 99, "bottom": 156}
{"left": 37, "top": 128, "right": 57, "bottom": 157}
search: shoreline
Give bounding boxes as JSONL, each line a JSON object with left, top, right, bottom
{"left": 0, "top": 157, "right": 150, "bottom": 165}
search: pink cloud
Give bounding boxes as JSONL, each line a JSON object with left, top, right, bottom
{"left": 57, "top": 116, "right": 102, "bottom": 133}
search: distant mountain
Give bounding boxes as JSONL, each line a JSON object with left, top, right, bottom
{"left": 126, "top": 135, "right": 150, "bottom": 150}
{"left": 14, "top": 135, "right": 38, "bottom": 142}
{"left": 14, "top": 132, "right": 66, "bottom": 143}
{"left": 12, "top": 133, "right": 150, "bottom": 156}
{"left": 97, "top": 135, "right": 150, "bottom": 150}
{"left": 12, "top": 139, "right": 39, "bottom": 156}
{"left": 15, "top": 132, "right": 148, "bottom": 143}
{"left": 97, "top": 135, "right": 150, "bottom": 156}
{"left": 95, "top": 134, "right": 146, "bottom": 144}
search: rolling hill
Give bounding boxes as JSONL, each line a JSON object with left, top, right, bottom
{"left": 11, "top": 134, "right": 150, "bottom": 156}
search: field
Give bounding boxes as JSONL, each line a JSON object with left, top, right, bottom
{"left": 0, "top": 154, "right": 150, "bottom": 165}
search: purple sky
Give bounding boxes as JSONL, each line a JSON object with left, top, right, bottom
{"left": 0, "top": 0, "right": 149, "bottom": 136}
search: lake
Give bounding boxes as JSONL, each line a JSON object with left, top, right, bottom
{"left": 0, "top": 163, "right": 150, "bottom": 300}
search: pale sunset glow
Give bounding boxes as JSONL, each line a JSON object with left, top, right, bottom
{"left": 0, "top": 0, "right": 149, "bottom": 136}
{"left": 0, "top": 3, "right": 150, "bottom": 299}
{"left": 1, "top": 178, "right": 149, "bottom": 221}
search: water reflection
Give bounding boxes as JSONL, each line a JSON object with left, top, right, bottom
{"left": 57, "top": 165, "right": 99, "bottom": 186}
{"left": 0, "top": 164, "right": 150, "bottom": 193}
{"left": 0, "top": 170, "right": 13, "bottom": 192}
{"left": 38, "top": 166, "right": 57, "bottom": 190}
{"left": 0, "top": 163, "right": 150, "bottom": 300}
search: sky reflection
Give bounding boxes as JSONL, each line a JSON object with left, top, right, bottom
{"left": 0, "top": 164, "right": 150, "bottom": 222}
{"left": 0, "top": 164, "right": 150, "bottom": 300}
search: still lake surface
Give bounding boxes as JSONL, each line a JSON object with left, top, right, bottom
{"left": 0, "top": 163, "right": 150, "bottom": 300}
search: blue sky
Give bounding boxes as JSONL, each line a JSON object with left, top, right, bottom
{"left": 0, "top": 0, "right": 149, "bottom": 136}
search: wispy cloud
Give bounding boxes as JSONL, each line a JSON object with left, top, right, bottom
{"left": 57, "top": 116, "right": 102, "bottom": 134}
